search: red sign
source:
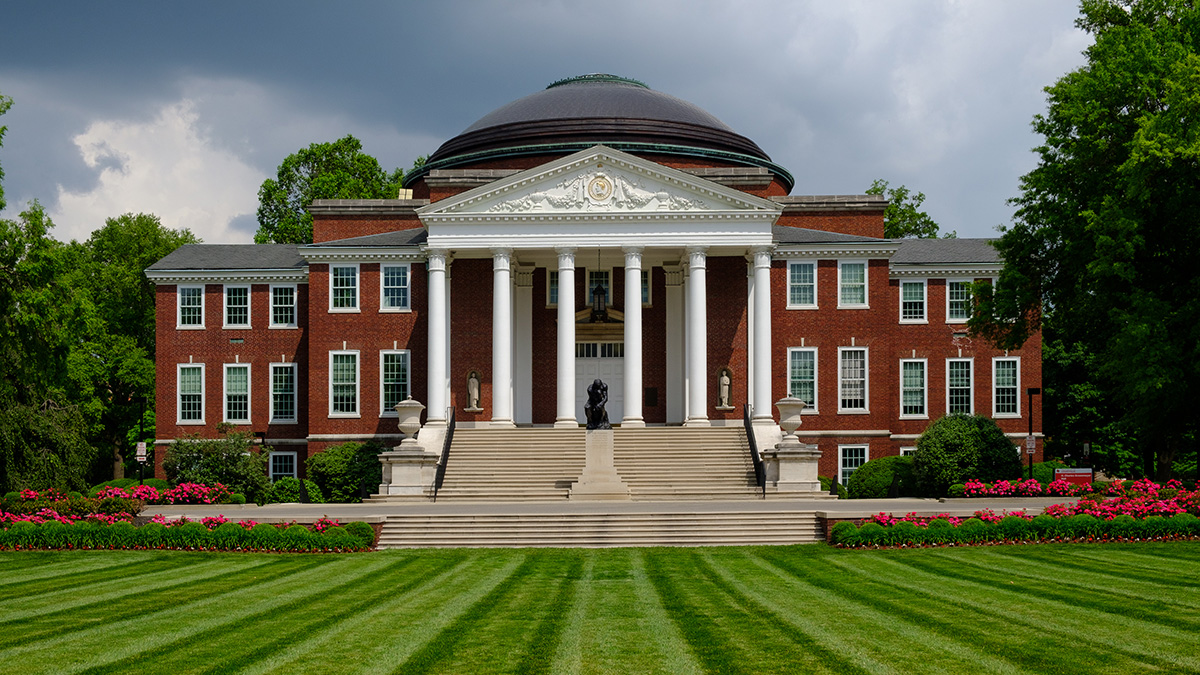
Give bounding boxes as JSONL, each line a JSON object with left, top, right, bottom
{"left": 1054, "top": 468, "right": 1093, "bottom": 486}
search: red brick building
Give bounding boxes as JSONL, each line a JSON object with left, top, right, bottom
{"left": 147, "top": 74, "right": 1041, "bottom": 486}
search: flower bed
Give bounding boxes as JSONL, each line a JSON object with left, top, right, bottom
{"left": 95, "top": 482, "right": 235, "bottom": 505}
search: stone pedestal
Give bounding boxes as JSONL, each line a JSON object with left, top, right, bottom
{"left": 764, "top": 435, "right": 824, "bottom": 493}
{"left": 569, "top": 429, "right": 631, "bottom": 500}
{"left": 378, "top": 445, "right": 439, "bottom": 496}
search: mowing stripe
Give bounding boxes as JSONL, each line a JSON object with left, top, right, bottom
{"left": 996, "top": 544, "right": 1200, "bottom": 587}
{"left": 627, "top": 550, "right": 703, "bottom": 675}
{"left": 0, "top": 551, "right": 158, "bottom": 589}
{"left": 547, "top": 552, "right": 594, "bottom": 675}
{"left": 0, "top": 554, "right": 212, "bottom": 604}
{"left": 516, "top": 551, "right": 585, "bottom": 674}
{"left": 1053, "top": 545, "right": 1200, "bottom": 580}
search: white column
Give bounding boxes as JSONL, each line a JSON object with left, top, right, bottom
{"left": 555, "top": 247, "right": 578, "bottom": 427}
{"left": 491, "top": 248, "right": 515, "bottom": 427}
{"left": 514, "top": 265, "right": 533, "bottom": 425}
{"left": 664, "top": 264, "right": 685, "bottom": 425}
{"left": 685, "top": 246, "right": 709, "bottom": 426}
{"left": 622, "top": 247, "right": 645, "bottom": 427}
{"left": 425, "top": 249, "right": 448, "bottom": 426}
{"left": 752, "top": 247, "right": 774, "bottom": 423}
{"left": 746, "top": 257, "right": 755, "bottom": 412}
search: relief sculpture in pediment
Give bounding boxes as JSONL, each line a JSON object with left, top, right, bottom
{"left": 486, "top": 171, "right": 707, "bottom": 213}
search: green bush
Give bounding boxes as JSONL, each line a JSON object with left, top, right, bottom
{"left": 818, "top": 476, "right": 848, "bottom": 499}
{"left": 1031, "top": 460, "right": 1069, "bottom": 485}
{"left": 913, "top": 414, "right": 1023, "bottom": 497}
{"left": 947, "top": 483, "right": 966, "bottom": 498}
{"left": 0, "top": 520, "right": 366, "bottom": 553}
{"left": 1107, "top": 514, "right": 1138, "bottom": 539}
{"left": 956, "top": 518, "right": 987, "bottom": 543}
{"left": 267, "top": 477, "right": 323, "bottom": 504}
{"left": 163, "top": 432, "right": 270, "bottom": 504}
{"left": 847, "top": 455, "right": 917, "bottom": 499}
{"left": 924, "top": 519, "right": 955, "bottom": 544}
{"left": 140, "top": 522, "right": 166, "bottom": 548}
{"left": 306, "top": 442, "right": 383, "bottom": 503}
{"left": 229, "top": 493, "right": 246, "bottom": 505}
{"left": 1066, "top": 514, "right": 1103, "bottom": 538}
{"left": 856, "top": 522, "right": 887, "bottom": 546}
{"left": 890, "top": 521, "right": 921, "bottom": 545}
{"left": 248, "top": 523, "right": 282, "bottom": 550}
{"left": 995, "top": 516, "right": 1032, "bottom": 541}
{"left": 304, "top": 480, "right": 325, "bottom": 503}
{"left": 345, "top": 521, "right": 376, "bottom": 548}
{"left": 1172, "top": 512, "right": 1200, "bottom": 536}
{"left": 828, "top": 521, "right": 859, "bottom": 546}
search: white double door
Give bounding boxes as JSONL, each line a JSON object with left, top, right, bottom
{"left": 575, "top": 342, "right": 624, "bottom": 424}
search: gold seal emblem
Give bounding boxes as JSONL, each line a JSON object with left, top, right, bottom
{"left": 588, "top": 175, "right": 613, "bottom": 202}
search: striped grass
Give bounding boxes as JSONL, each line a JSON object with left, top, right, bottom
{"left": 0, "top": 542, "right": 1196, "bottom": 674}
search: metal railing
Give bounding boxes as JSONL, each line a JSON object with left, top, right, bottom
{"left": 743, "top": 403, "right": 765, "bottom": 498}
{"left": 432, "top": 407, "right": 456, "bottom": 502}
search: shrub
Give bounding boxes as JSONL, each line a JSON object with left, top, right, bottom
{"left": 163, "top": 432, "right": 270, "bottom": 504}
{"left": 947, "top": 483, "right": 966, "bottom": 498}
{"left": 306, "top": 442, "right": 384, "bottom": 503}
{"left": 890, "top": 521, "right": 921, "bottom": 545}
{"left": 956, "top": 518, "right": 986, "bottom": 543}
{"left": 995, "top": 515, "right": 1032, "bottom": 541}
{"left": 229, "top": 493, "right": 246, "bottom": 505}
{"left": 856, "top": 522, "right": 887, "bottom": 546}
{"left": 924, "top": 518, "right": 955, "bottom": 544}
{"left": 248, "top": 523, "right": 282, "bottom": 550}
{"left": 1031, "top": 460, "right": 1069, "bottom": 485}
{"left": 270, "top": 477, "right": 303, "bottom": 503}
{"left": 818, "top": 476, "right": 848, "bottom": 499}
{"left": 913, "top": 414, "right": 1023, "bottom": 497}
{"left": 345, "top": 521, "right": 376, "bottom": 549}
{"left": 828, "top": 521, "right": 859, "bottom": 546}
{"left": 847, "top": 455, "right": 917, "bottom": 499}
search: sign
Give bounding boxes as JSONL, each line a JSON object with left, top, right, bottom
{"left": 1025, "top": 435, "right": 1036, "bottom": 455}
{"left": 1054, "top": 468, "right": 1094, "bottom": 486}
{"left": 136, "top": 441, "right": 147, "bottom": 462}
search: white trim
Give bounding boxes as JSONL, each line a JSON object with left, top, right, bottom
{"left": 899, "top": 358, "right": 928, "bottom": 419}
{"left": 837, "top": 346, "right": 869, "bottom": 413}
{"left": 796, "top": 429, "right": 892, "bottom": 437}
{"left": 946, "top": 357, "right": 974, "bottom": 415}
{"left": 992, "top": 356, "right": 1021, "bottom": 418}
{"left": 148, "top": 269, "right": 307, "bottom": 285}
{"left": 547, "top": 269, "right": 559, "bottom": 307}
{"left": 176, "top": 363, "right": 205, "bottom": 425}
{"left": 786, "top": 260, "right": 818, "bottom": 309}
{"left": 890, "top": 264, "right": 1001, "bottom": 279}
{"left": 222, "top": 284, "right": 251, "bottom": 329}
{"left": 268, "top": 450, "right": 298, "bottom": 482}
{"left": 837, "top": 259, "right": 869, "bottom": 309}
{"left": 222, "top": 363, "right": 251, "bottom": 424}
{"left": 898, "top": 278, "right": 927, "bottom": 323}
{"left": 379, "top": 349, "right": 411, "bottom": 416}
{"left": 176, "top": 285, "right": 205, "bottom": 329}
{"left": 269, "top": 362, "right": 298, "bottom": 424}
{"left": 640, "top": 267, "right": 652, "bottom": 307}
{"left": 786, "top": 346, "right": 819, "bottom": 414}
{"left": 776, "top": 244, "right": 900, "bottom": 259}
{"left": 328, "top": 350, "right": 361, "bottom": 418}
{"left": 900, "top": 446, "right": 916, "bottom": 456}
{"left": 329, "top": 263, "right": 361, "bottom": 313}
{"left": 379, "top": 263, "right": 412, "bottom": 312}
{"left": 300, "top": 248, "right": 424, "bottom": 264}
{"left": 838, "top": 444, "right": 869, "bottom": 485}
{"left": 945, "top": 278, "right": 972, "bottom": 323}
{"left": 269, "top": 284, "right": 298, "bottom": 329}
{"left": 305, "top": 433, "right": 408, "bottom": 442}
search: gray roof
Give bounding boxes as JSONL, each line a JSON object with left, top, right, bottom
{"left": 311, "top": 229, "right": 427, "bottom": 247}
{"left": 890, "top": 238, "right": 1000, "bottom": 264}
{"left": 773, "top": 225, "right": 886, "bottom": 244}
{"left": 146, "top": 244, "right": 305, "bottom": 271}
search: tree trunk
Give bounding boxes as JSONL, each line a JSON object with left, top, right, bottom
{"left": 113, "top": 441, "right": 125, "bottom": 480}
{"left": 1155, "top": 441, "right": 1176, "bottom": 483}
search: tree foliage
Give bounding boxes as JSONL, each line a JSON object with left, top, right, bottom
{"left": 0, "top": 90, "right": 11, "bottom": 211}
{"left": 913, "top": 414, "right": 1023, "bottom": 497}
{"left": 305, "top": 441, "right": 383, "bottom": 503}
{"left": 972, "top": 0, "right": 1200, "bottom": 479}
{"left": 255, "top": 135, "right": 404, "bottom": 244}
{"left": 163, "top": 431, "right": 270, "bottom": 504}
{"left": 866, "top": 179, "right": 952, "bottom": 239}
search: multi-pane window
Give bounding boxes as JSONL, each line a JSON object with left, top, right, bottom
{"left": 548, "top": 270, "right": 559, "bottom": 306}
{"left": 788, "top": 348, "right": 816, "bottom": 409}
{"left": 839, "top": 261, "right": 867, "bottom": 307}
{"left": 600, "top": 342, "right": 623, "bottom": 358}
{"left": 381, "top": 264, "right": 410, "bottom": 310}
{"left": 900, "top": 280, "right": 926, "bottom": 322}
{"left": 839, "top": 348, "right": 868, "bottom": 411}
{"left": 788, "top": 261, "right": 816, "bottom": 308}
{"left": 224, "top": 286, "right": 250, "bottom": 327}
{"left": 840, "top": 445, "right": 868, "bottom": 485}
{"left": 330, "top": 352, "right": 359, "bottom": 415}
{"left": 994, "top": 358, "right": 1020, "bottom": 417}
{"left": 381, "top": 351, "right": 410, "bottom": 414}
{"left": 331, "top": 265, "right": 359, "bottom": 310}
{"left": 271, "top": 286, "right": 296, "bottom": 327}
{"left": 224, "top": 364, "right": 250, "bottom": 423}
{"left": 948, "top": 359, "right": 973, "bottom": 414}
{"left": 947, "top": 280, "right": 971, "bottom": 321}
{"left": 178, "top": 286, "right": 204, "bottom": 327}
{"left": 901, "top": 359, "right": 926, "bottom": 417}
{"left": 269, "top": 452, "right": 297, "bottom": 482}
{"left": 575, "top": 342, "right": 623, "bottom": 358}
{"left": 588, "top": 269, "right": 610, "bottom": 304}
{"left": 641, "top": 269, "right": 651, "bottom": 306}
{"left": 900, "top": 447, "right": 916, "bottom": 456}
{"left": 178, "top": 364, "right": 204, "bottom": 423}
{"left": 271, "top": 363, "right": 296, "bottom": 423}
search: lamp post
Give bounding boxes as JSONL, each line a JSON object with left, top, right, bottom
{"left": 134, "top": 396, "right": 147, "bottom": 486}
{"left": 1026, "top": 387, "right": 1041, "bottom": 479}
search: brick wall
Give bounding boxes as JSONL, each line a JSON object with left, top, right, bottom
{"left": 311, "top": 214, "right": 421, "bottom": 243}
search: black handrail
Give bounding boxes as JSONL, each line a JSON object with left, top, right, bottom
{"left": 432, "top": 407, "right": 456, "bottom": 502}
{"left": 743, "top": 403, "right": 765, "bottom": 498}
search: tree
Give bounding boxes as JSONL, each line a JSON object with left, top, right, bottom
{"left": 162, "top": 430, "right": 270, "bottom": 503}
{"left": 254, "top": 135, "right": 404, "bottom": 244}
{"left": 913, "top": 414, "right": 1023, "bottom": 497}
{"left": 972, "top": 0, "right": 1200, "bottom": 480}
{"left": 866, "top": 179, "right": 952, "bottom": 239}
{"left": 0, "top": 90, "right": 12, "bottom": 212}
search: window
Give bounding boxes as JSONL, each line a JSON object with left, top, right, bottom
{"left": 224, "top": 364, "right": 250, "bottom": 423}
{"left": 270, "top": 285, "right": 296, "bottom": 328}
{"left": 575, "top": 342, "right": 623, "bottom": 358}
{"left": 641, "top": 268, "right": 651, "bottom": 306}
{"left": 224, "top": 286, "right": 250, "bottom": 328}
{"left": 839, "top": 445, "right": 868, "bottom": 485}
{"left": 270, "top": 363, "right": 296, "bottom": 423}
{"left": 380, "top": 351, "right": 410, "bottom": 415}
{"left": 177, "top": 364, "right": 205, "bottom": 424}
{"left": 381, "top": 264, "right": 410, "bottom": 311}
{"left": 900, "top": 359, "right": 927, "bottom": 418}
{"left": 548, "top": 270, "right": 559, "bottom": 306}
{"left": 947, "top": 280, "right": 971, "bottom": 322}
{"left": 178, "top": 286, "right": 204, "bottom": 328}
{"left": 838, "top": 347, "right": 868, "bottom": 412}
{"left": 947, "top": 358, "right": 974, "bottom": 414}
{"left": 329, "top": 351, "right": 359, "bottom": 416}
{"left": 788, "top": 261, "right": 816, "bottom": 308}
{"left": 993, "top": 357, "right": 1020, "bottom": 417}
{"left": 330, "top": 264, "right": 359, "bottom": 311}
{"left": 269, "top": 451, "right": 297, "bottom": 482}
{"left": 900, "top": 447, "right": 916, "bottom": 456}
{"left": 900, "top": 280, "right": 926, "bottom": 322}
{"left": 787, "top": 347, "right": 817, "bottom": 411}
{"left": 838, "top": 261, "right": 867, "bottom": 307}
{"left": 588, "top": 269, "right": 611, "bottom": 305}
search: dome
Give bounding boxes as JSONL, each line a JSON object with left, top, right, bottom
{"left": 412, "top": 74, "right": 792, "bottom": 190}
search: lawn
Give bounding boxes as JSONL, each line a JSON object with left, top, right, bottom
{"left": 0, "top": 543, "right": 1197, "bottom": 674}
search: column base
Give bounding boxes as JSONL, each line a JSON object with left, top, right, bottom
{"left": 489, "top": 418, "right": 516, "bottom": 429}
{"left": 620, "top": 418, "right": 646, "bottom": 428}
{"left": 683, "top": 417, "right": 711, "bottom": 427}
{"left": 554, "top": 418, "right": 580, "bottom": 428}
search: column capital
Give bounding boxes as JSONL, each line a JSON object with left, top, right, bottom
{"left": 751, "top": 246, "right": 774, "bottom": 268}
{"left": 622, "top": 245, "right": 644, "bottom": 268}
{"left": 555, "top": 247, "right": 576, "bottom": 269}
{"left": 686, "top": 246, "right": 707, "bottom": 269}
{"left": 425, "top": 248, "right": 448, "bottom": 271}
{"left": 491, "top": 247, "right": 513, "bottom": 270}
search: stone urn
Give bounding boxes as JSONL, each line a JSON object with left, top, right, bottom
{"left": 775, "top": 397, "right": 807, "bottom": 437}
{"left": 394, "top": 397, "right": 425, "bottom": 447}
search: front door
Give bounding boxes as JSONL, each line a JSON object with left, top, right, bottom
{"left": 575, "top": 342, "right": 623, "bottom": 423}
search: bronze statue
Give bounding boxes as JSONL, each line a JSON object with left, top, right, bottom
{"left": 585, "top": 378, "right": 611, "bottom": 430}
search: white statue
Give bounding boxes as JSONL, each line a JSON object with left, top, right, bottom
{"left": 718, "top": 369, "right": 732, "bottom": 408}
{"left": 467, "top": 371, "right": 481, "bottom": 410}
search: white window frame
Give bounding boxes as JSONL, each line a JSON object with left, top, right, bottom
{"left": 379, "top": 349, "right": 411, "bottom": 416}
{"left": 837, "top": 259, "right": 869, "bottom": 309}
{"left": 837, "top": 346, "right": 869, "bottom": 413}
{"left": 329, "top": 350, "right": 361, "bottom": 418}
{"left": 177, "top": 363, "right": 206, "bottom": 425}
{"left": 786, "top": 346, "right": 818, "bottom": 413}
{"left": 946, "top": 279, "right": 972, "bottom": 323}
{"left": 946, "top": 358, "right": 975, "bottom": 415}
{"left": 640, "top": 268, "right": 652, "bottom": 307}
{"left": 587, "top": 267, "right": 612, "bottom": 306}
{"left": 838, "top": 444, "right": 869, "bottom": 485}
{"left": 268, "top": 450, "right": 298, "bottom": 482}
{"left": 223, "top": 285, "right": 251, "bottom": 329}
{"left": 177, "top": 285, "right": 205, "bottom": 329}
{"left": 899, "top": 279, "right": 927, "bottom": 323}
{"left": 329, "top": 263, "right": 361, "bottom": 313}
{"left": 900, "top": 446, "right": 917, "bottom": 456}
{"left": 899, "top": 358, "right": 928, "bottom": 419}
{"left": 269, "top": 362, "right": 297, "bottom": 424}
{"left": 992, "top": 356, "right": 1021, "bottom": 418}
{"left": 223, "top": 363, "right": 251, "bottom": 424}
{"left": 380, "top": 263, "right": 412, "bottom": 312}
{"left": 269, "top": 284, "right": 297, "bottom": 329}
{"left": 787, "top": 260, "right": 818, "bottom": 309}
{"left": 547, "top": 270, "right": 559, "bottom": 307}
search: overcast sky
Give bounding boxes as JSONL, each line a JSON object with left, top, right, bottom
{"left": 0, "top": 1, "right": 1089, "bottom": 243}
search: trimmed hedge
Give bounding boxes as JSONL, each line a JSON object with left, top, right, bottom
{"left": 0, "top": 519, "right": 375, "bottom": 552}
{"left": 87, "top": 478, "right": 171, "bottom": 497}
{"left": 913, "top": 414, "right": 1022, "bottom": 497}
{"left": 831, "top": 512, "right": 1200, "bottom": 547}
{"left": 847, "top": 456, "right": 917, "bottom": 499}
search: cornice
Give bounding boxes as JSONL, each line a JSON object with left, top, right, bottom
{"left": 889, "top": 263, "right": 1001, "bottom": 278}
{"left": 423, "top": 210, "right": 779, "bottom": 225}
{"left": 300, "top": 247, "right": 426, "bottom": 263}
{"left": 775, "top": 243, "right": 900, "bottom": 259}
{"left": 145, "top": 269, "right": 308, "bottom": 285}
